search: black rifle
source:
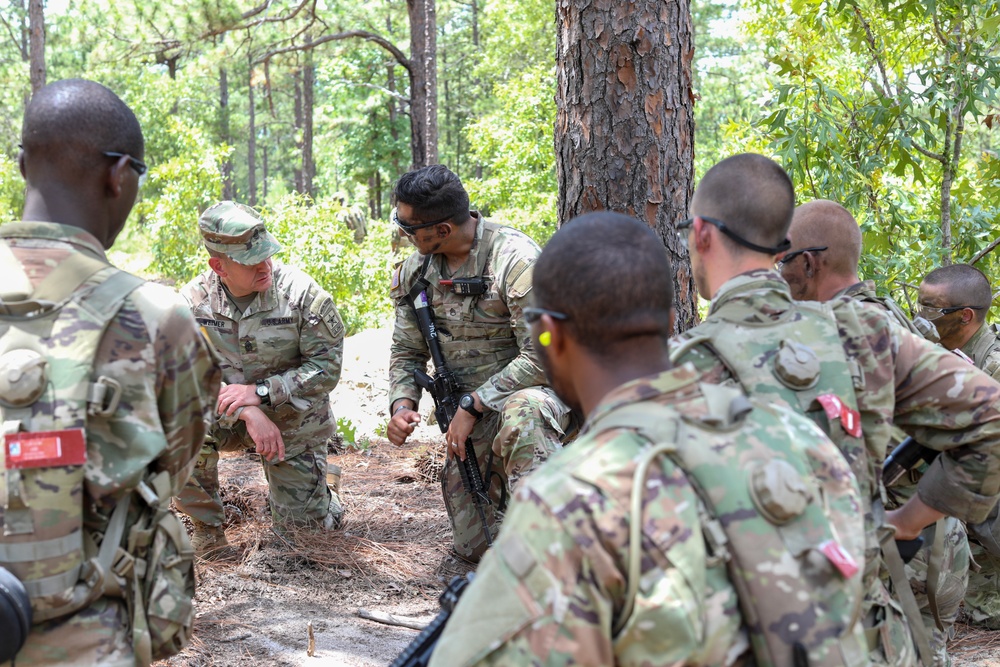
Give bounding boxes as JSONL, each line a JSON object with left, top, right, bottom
{"left": 389, "top": 574, "right": 473, "bottom": 667}
{"left": 408, "top": 288, "right": 494, "bottom": 548}
{"left": 882, "top": 437, "right": 940, "bottom": 564}
{"left": 882, "top": 437, "right": 939, "bottom": 487}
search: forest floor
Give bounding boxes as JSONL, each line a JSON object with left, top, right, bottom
{"left": 155, "top": 328, "right": 1000, "bottom": 666}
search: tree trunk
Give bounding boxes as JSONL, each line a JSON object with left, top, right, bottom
{"left": 387, "top": 64, "right": 402, "bottom": 177}
{"left": 220, "top": 67, "right": 235, "bottom": 200}
{"left": 28, "top": 0, "right": 44, "bottom": 94}
{"left": 248, "top": 59, "right": 258, "bottom": 206}
{"left": 407, "top": 0, "right": 438, "bottom": 168}
{"left": 555, "top": 0, "right": 697, "bottom": 333}
{"left": 302, "top": 34, "right": 316, "bottom": 199}
{"left": 293, "top": 66, "right": 304, "bottom": 193}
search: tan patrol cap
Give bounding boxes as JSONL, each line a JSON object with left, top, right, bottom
{"left": 198, "top": 201, "right": 282, "bottom": 265}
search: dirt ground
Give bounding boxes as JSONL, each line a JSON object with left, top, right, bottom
{"left": 154, "top": 328, "right": 1000, "bottom": 666}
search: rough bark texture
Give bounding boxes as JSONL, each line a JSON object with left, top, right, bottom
{"left": 303, "top": 37, "right": 316, "bottom": 198}
{"left": 407, "top": 0, "right": 438, "bottom": 168}
{"left": 555, "top": 0, "right": 698, "bottom": 332}
{"left": 28, "top": 0, "right": 44, "bottom": 93}
{"left": 248, "top": 60, "right": 258, "bottom": 206}
{"left": 220, "top": 67, "right": 235, "bottom": 200}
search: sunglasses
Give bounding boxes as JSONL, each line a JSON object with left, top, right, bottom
{"left": 677, "top": 216, "right": 791, "bottom": 255}
{"left": 775, "top": 246, "right": 828, "bottom": 270}
{"left": 523, "top": 307, "right": 569, "bottom": 324}
{"left": 103, "top": 151, "right": 148, "bottom": 188}
{"left": 918, "top": 304, "right": 985, "bottom": 321}
{"left": 392, "top": 208, "right": 455, "bottom": 236}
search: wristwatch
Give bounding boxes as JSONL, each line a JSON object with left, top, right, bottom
{"left": 458, "top": 393, "right": 483, "bottom": 420}
{"left": 255, "top": 380, "right": 271, "bottom": 405}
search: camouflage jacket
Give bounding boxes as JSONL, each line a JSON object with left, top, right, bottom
{"left": 182, "top": 261, "right": 344, "bottom": 458}
{"left": 835, "top": 280, "right": 929, "bottom": 339}
{"left": 671, "top": 270, "right": 1000, "bottom": 523}
{"left": 962, "top": 322, "right": 1000, "bottom": 380}
{"left": 0, "top": 221, "right": 220, "bottom": 665}
{"left": 388, "top": 214, "right": 547, "bottom": 412}
{"left": 429, "top": 365, "right": 867, "bottom": 667}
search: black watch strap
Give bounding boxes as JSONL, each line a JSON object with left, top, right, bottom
{"left": 459, "top": 393, "right": 483, "bottom": 420}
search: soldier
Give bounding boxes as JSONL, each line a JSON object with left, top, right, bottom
{"left": 671, "top": 153, "right": 1000, "bottom": 667}
{"left": 175, "top": 201, "right": 346, "bottom": 557}
{"left": 0, "top": 79, "right": 219, "bottom": 664}
{"left": 782, "top": 200, "right": 970, "bottom": 665}
{"left": 386, "top": 164, "right": 574, "bottom": 562}
{"left": 429, "top": 212, "right": 868, "bottom": 666}
{"left": 336, "top": 195, "right": 369, "bottom": 243}
{"left": 918, "top": 264, "right": 1000, "bottom": 630}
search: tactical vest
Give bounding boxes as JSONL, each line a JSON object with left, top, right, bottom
{"left": 968, "top": 323, "right": 1000, "bottom": 378}
{"left": 0, "top": 246, "right": 193, "bottom": 665}
{"left": 588, "top": 384, "right": 868, "bottom": 666}
{"left": 401, "top": 220, "right": 529, "bottom": 391}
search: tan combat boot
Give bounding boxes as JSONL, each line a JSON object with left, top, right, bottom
{"left": 190, "top": 520, "right": 236, "bottom": 561}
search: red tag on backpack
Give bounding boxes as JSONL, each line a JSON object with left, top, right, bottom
{"left": 816, "top": 394, "right": 862, "bottom": 438}
{"left": 4, "top": 429, "right": 87, "bottom": 469}
{"left": 820, "top": 539, "right": 859, "bottom": 579}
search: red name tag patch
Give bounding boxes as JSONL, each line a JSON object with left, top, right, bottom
{"left": 4, "top": 429, "right": 87, "bottom": 469}
{"left": 820, "top": 539, "right": 860, "bottom": 579}
{"left": 816, "top": 394, "right": 863, "bottom": 438}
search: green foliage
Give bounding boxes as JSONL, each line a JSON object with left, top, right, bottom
{"left": 336, "top": 416, "right": 358, "bottom": 444}
{"left": 0, "top": 155, "right": 23, "bottom": 222}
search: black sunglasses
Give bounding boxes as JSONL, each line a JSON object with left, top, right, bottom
{"left": 103, "top": 151, "right": 148, "bottom": 188}
{"left": 392, "top": 208, "right": 455, "bottom": 236}
{"left": 677, "top": 216, "right": 792, "bottom": 255}
{"left": 776, "top": 246, "right": 828, "bottom": 270}
{"left": 523, "top": 307, "right": 569, "bottom": 324}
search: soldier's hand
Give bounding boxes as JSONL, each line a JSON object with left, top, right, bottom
{"left": 241, "top": 407, "right": 286, "bottom": 462}
{"left": 218, "top": 383, "right": 261, "bottom": 416}
{"left": 446, "top": 409, "right": 476, "bottom": 461}
{"left": 388, "top": 405, "right": 421, "bottom": 446}
{"left": 885, "top": 495, "right": 945, "bottom": 541}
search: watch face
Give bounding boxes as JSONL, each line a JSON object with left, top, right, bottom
{"left": 256, "top": 385, "right": 268, "bottom": 397}
{"left": 460, "top": 394, "right": 473, "bottom": 409}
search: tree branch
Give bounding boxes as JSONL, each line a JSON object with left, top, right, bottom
{"left": 969, "top": 236, "right": 1000, "bottom": 265}
{"left": 201, "top": 0, "right": 315, "bottom": 39}
{"left": 330, "top": 79, "right": 410, "bottom": 104}
{"left": 0, "top": 13, "right": 26, "bottom": 60}
{"left": 256, "top": 30, "right": 412, "bottom": 73}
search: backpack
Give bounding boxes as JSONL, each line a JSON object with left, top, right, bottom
{"left": 586, "top": 383, "right": 868, "bottom": 666}
{"left": 0, "top": 247, "right": 195, "bottom": 665}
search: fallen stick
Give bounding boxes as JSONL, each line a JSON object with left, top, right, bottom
{"left": 356, "top": 608, "right": 429, "bottom": 631}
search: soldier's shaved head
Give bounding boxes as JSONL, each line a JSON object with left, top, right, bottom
{"left": 922, "top": 264, "right": 992, "bottom": 321}
{"left": 789, "top": 200, "right": 862, "bottom": 276}
{"left": 21, "top": 78, "right": 143, "bottom": 179}
{"left": 691, "top": 153, "right": 795, "bottom": 253}
{"left": 534, "top": 211, "right": 673, "bottom": 357}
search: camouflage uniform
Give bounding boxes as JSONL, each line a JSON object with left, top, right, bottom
{"left": 430, "top": 366, "right": 868, "bottom": 667}
{"left": 338, "top": 205, "right": 368, "bottom": 243}
{"left": 837, "top": 280, "right": 971, "bottom": 665}
{"left": 389, "top": 214, "right": 573, "bottom": 561}
{"left": 176, "top": 259, "right": 345, "bottom": 528}
{"left": 957, "top": 322, "right": 1000, "bottom": 628}
{"left": 671, "top": 270, "right": 1000, "bottom": 666}
{"left": 0, "top": 221, "right": 220, "bottom": 666}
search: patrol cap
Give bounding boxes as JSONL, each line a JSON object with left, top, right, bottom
{"left": 198, "top": 201, "right": 282, "bottom": 265}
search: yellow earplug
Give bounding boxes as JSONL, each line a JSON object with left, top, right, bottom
{"left": 539, "top": 331, "right": 552, "bottom": 347}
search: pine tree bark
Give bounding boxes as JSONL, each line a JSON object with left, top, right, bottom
{"left": 220, "top": 67, "right": 235, "bottom": 200}
{"left": 28, "top": 0, "right": 44, "bottom": 93}
{"left": 302, "top": 34, "right": 316, "bottom": 199}
{"left": 407, "top": 0, "right": 438, "bottom": 168}
{"left": 555, "top": 0, "right": 698, "bottom": 332}
{"left": 247, "top": 58, "right": 258, "bottom": 206}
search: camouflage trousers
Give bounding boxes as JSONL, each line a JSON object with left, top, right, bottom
{"left": 903, "top": 517, "right": 970, "bottom": 666}
{"left": 1, "top": 597, "right": 134, "bottom": 667}
{"left": 175, "top": 423, "right": 342, "bottom": 529}
{"left": 442, "top": 386, "right": 574, "bottom": 562}
{"left": 965, "top": 543, "right": 1000, "bottom": 629}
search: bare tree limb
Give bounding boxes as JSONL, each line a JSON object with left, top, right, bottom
{"left": 330, "top": 79, "right": 410, "bottom": 104}
{"left": 356, "top": 608, "right": 429, "bottom": 631}
{"left": 969, "top": 236, "right": 1000, "bottom": 265}
{"left": 256, "top": 30, "right": 412, "bottom": 73}
{"left": 201, "top": 0, "right": 314, "bottom": 39}
{"left": 0, "top": 13, "right": 26, "bottom": 60}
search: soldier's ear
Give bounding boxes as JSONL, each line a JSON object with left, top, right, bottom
{"left": 208, "top": 256, "right": 227, "bottom": 278}
{"left": 104, "top": 154, "right": 129, "bottom": 199}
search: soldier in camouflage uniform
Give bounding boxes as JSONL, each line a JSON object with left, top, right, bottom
{"left": 918, "top": 264, "right": 1000, "bottom": 629}
{"left": 671, "top": 154, "right": 1000, "bottom": 667}
{"left": 782, "top": 200, "right": 970, "bottom": 665}
{"left": 430, "top": 212, "right": 869, "bottom": 667}
{"left": 386, "top": 165, "right": 573, "bottom": 562}
{"left": 0, "top": 79, "right": 220, "bottom": 665}
{"left": 175, "top": 201, "right": 346, "bottom": 556}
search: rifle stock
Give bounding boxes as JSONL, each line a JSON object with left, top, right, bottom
{"left": 882, "top": 437, "right": 938, "bottom": 487}
{"left": 388, "top": 574, "right": 473, "bottom": 667}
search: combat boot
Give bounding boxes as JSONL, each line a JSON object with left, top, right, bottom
{"left": 190, "top": 520, "right": 236, "bottom": 561}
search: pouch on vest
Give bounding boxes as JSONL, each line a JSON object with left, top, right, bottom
{"left": 587, "top": 386, "right": 868, "bottom": 667}
{"left": 0, "top": 251, "right": 193, "bottom": 665}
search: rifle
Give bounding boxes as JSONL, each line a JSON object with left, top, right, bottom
{"left": 882, "top": 437, "right": 940, "bottom": 564}
{"left": 408, "top": 288, "right": 494, "bottom": 548}
{"left": 882, "top": 437, "right": 939, "bottom": 487}
{"left": 389, "top": 574, "right": 473, "bottom": 667}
